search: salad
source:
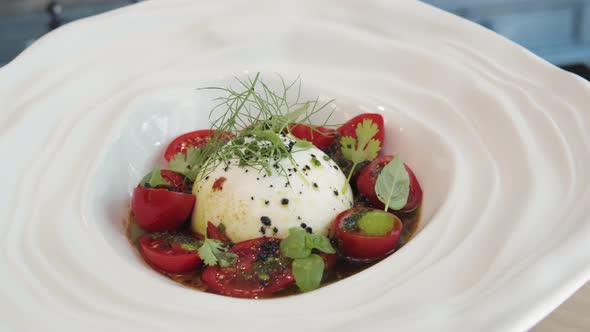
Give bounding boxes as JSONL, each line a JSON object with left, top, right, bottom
{"left": 126, "top": 74, "right": 423, "bottom": 298}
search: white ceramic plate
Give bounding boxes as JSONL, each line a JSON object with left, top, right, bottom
{"left": 1, "top": 1, "right": 589, "bottom": 331}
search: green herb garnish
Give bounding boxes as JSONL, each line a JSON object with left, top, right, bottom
{"left": 141, "top": 166, "right": 171, "bottom": 188}
{"left": 374, "top": 155, "right": 410, "bottom": 211}
{"left": 280, "top": 228, "right": 335, "bottom": 292}
{"left": 198, "top": 238, "right": 237, "bottom": 268}
{"left": 167, "top": 73, "right": 335, "bottom": 182}
{"left": 292, "top": 254, "right": 325, "bottom": 292}
{"left": 340, "top": 119, "right": 381, "bottom": 193}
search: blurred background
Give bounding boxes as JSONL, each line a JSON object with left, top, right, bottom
{"left": 0, "top": 0, "right": 589, "bottom": 79}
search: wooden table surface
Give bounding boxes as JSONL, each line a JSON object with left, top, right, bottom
{"left": 531, "top": 282, "right": 590, "bottom": 331}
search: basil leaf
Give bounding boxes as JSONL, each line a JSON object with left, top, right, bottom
{"left": 280, "top": 228, "right": 311, "bottom": 259}
{"left": 292, "top": 254, "right": 324, "bottom": 292}
{"left": 374, "top": 155, "right": 410, "bottom": 211}
{"left": 309, "top": 234, "right": 335, "bottom": 254}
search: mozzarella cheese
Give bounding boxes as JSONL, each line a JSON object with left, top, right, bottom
{"left": 192, "top": 136, "right": 353, "bottom": 242}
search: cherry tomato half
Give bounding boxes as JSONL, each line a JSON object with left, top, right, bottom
{"left": 139, "top": 234, "right": 202, "bottom": 273}
{"left": 132, "top": 171, "right": 195, "bottom": 232}
{"left": 202, "top": 237, "right": 294, "bottom": 298}
{"left": 332, "top": 208, "right": 403, "bottom": 260}
{"left": 164, "top": 129, "right": 232, "bottom": 161}
{"left": 356, "top": 155, "right": 423, "bottom": 212}
{"left": 207, "top": 221, "right": 231, "bottom": 244}
{"left": 336, "top": 113, "right": 384, "bottom": 146}
{"left": 289, "top": 124, "right": 336, "bottom": 150}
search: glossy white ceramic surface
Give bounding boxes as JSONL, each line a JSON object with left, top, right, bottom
{"left": 0, "top": 1, "right": 589, "bottom": 331}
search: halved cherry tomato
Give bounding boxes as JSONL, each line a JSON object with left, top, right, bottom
{"left": 337, "top": 113, "right": 384, "bottom": 145}
{"left": 332, "top": 208, "right": 403, "bottom": 260}
{"left": 207, "top": 221, "right": 231, "bottom": 244}
{"left": 164, "top": 129, "right": 232, "bottom": 161}
{"left": 139, "top": 234, "right": 202, "bottom": 273}
{"left": 320, "top": 253, "right": 338, "bottom": 270}
{"left": 202, "top": 237, "right": 294, "bottom": 298}
{"left": 356, "top": 155, "right": 422, "bottom": 212}
{"left": 132, "top": 170, "right": 195, "bottom": 232}
{"left": 289, "top": 124, "right": 336, "bottom": 150}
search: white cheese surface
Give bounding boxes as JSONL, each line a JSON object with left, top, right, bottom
{"left": 192, "top": 135, "right": 353, "bottom": 242}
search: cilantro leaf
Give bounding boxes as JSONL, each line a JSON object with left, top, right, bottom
{"left": 198, "top": 238, "right": 237, "bottom": 268}
{"left": 141, "top": 167, "right": 170, "bottom": 188}
{"left": 340, "top": 119, "right": 381, "bottom": 163}
{"left": 375, "top": 155, "right": 410, "bottom": 210}
{"left": 340, "top": 118, "right": 382, "bottom": 193}
{"left": 168, "top": 147, "right": 201, "bottom": 181}
{"left": 292, "top": 254, "right": 325, "bottom": 292}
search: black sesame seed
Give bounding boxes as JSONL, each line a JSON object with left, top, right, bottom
{"left": 333, "top": 165, "right": 339, "bottom": 170}
{"left": 264, "top": 200, "right": 270, "bottom": 205}
{"left": 260, "top": 226, "right": 266, "bottom": 235}
{"left": 312, "top": 182, "right": 318, "bottom": 188}
{"left": 311, "top": 153, "right": 316, "bottom": 158}
{"left": 270, "top": 184, "right": 274, "bottom": 188}
{"left": 205, "top": 176, "right": 210, "bottom": 180}
{"left": 333, "top": 190, "right": 339, "bottom": 196}
{"left": 257, "top": 177, "right": 260, "bottom": 180}
{"left": 245, "top": 169, "right": 249, "bottom": 173}
{"left": 306, "top": 227, "right": 313, "bottom": 234}
{"left": 297, "top": 216, "right": 302, "bottom": 220}
{"left": 281, "top": 198, "right": 289, "bottom": 205}
{"left": 260, "top": 216, "right": 272, "bottom": 226}
{"left": 273, "top": 227, "right": 278, "bottom": 234}
{"left": 300, "top": 223, "right": 307, "bottom": 228}
{"left": 251, "top": 196, "right": 254, "bottom": 200}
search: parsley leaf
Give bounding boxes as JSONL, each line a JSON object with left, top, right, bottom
{"left": 292, "top": 254, "right": 325, "bottom": 292}
{"left": 198, "top": 238, "right": 237, "bottom": 268}
{"left": 374, "top": 155, "right": 410, "bottom": 210}
{"left": 340, "top": 119, "right": 382, "bottom": 193}
{"left": 141, "top": 166, "right": 170, "bottom": 188}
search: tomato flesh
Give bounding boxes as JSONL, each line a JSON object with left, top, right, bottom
{"left": 332, "top": 208, "right": 403, "bottom": 260}
{"left": 289, "top": 124, "right": 336, "bottom": 150}
{"left": 139, "top": 235, "right": 202, "bottom": 273}
{"left": 164, "top": 129, "right": 232, "bottom": 161}
{"left": 202, "top": 237, "right": 294, "bottom": 298}
{"left": 356, "top": 155, "right": 422, "bottom": 212}
{"left": 337, "top": 113, "right": 384, "bottom": 146}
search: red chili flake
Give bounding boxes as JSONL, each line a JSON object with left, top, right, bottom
{"left": 212, "top": 177, "right": 227, "bottom": 191}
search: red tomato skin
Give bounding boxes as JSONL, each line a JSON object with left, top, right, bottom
{"left": 356, "top": 155, "right": 423, "bottom": 212}
{"left": 139, "top": 235, "right": 202, "bottom": 273}
{"left": 159, "top": 170, "right": 192, "bottom": 193}
{"left": 132, "top": 185, "right": 195, "bottom": 232}
{"left": 332, "top": 208, "right": 403, "bottom": 260}
{"left": 202, "top": 237, "right": 294, "bottom": 298}
{"left": 289, "top": 124, "right": 336, "bottom": 149}
{"left": 164, "top": 129, "right": 232, "bottom": 161}
{"left": 206, "top": 221, "right": 231, "bottom": 243}
{"left": 336, "top": 113, "right": 384, "bottom": 144}
{"left": 320, "top": 253, "right": 338, "bottom": 270}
